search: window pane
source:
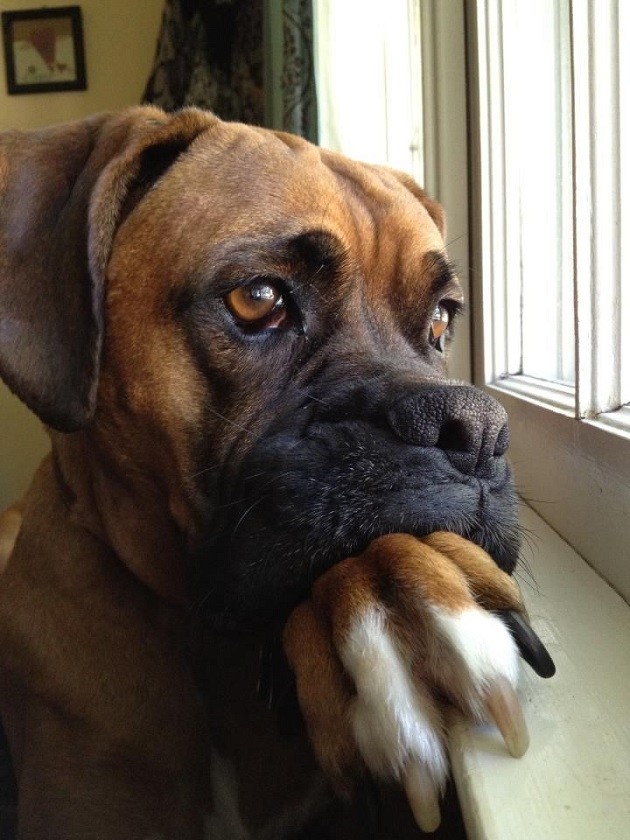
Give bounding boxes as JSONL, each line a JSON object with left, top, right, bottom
{"left": 313, "top": 0, "right": 421, "bottom": 175}
{"left": 502, "top": 0, "right": 574, "bottom": 384}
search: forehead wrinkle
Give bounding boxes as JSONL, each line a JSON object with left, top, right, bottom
{"left": 295, "top": 176, "right": 374, "bottom": 289}
{"left": 332, "top": 175, "right": 401, "bottom": 286}
{"left": 217, "top": 229, "right": 349, "bottom": 277}
{"left": 319, "top": 160, "right": 445, "bottom": 292}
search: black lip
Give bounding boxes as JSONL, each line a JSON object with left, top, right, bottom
{"left": 191, "top": 419, "right": 520, "bottom": 630}
{"left": 190, "top": 474, "right": 521, "bottom": 632}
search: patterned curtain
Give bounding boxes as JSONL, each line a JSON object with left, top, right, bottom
{"left": 275, "top": 0, "right": 318, "bottom": 141}
{"left": 142, "top": 0, "right": 264, "bottom": 124}
{"left": 143, "top": 0, "right": 317, "bottom": 141}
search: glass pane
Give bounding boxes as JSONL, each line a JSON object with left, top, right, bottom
{"left": 502, "top": 0, "right": 574, "bottom": 384}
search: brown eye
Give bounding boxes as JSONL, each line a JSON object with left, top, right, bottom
{"left": 225, "top": 280, "right": 285, "bottom": 328}
{"left": 429, "top": 303, "right": 450, "bottom": 351}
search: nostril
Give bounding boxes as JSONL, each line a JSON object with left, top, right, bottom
{"left": 494, "top": 424, "right": 510, "bottom": 456}
{"left": 436, "top": 419, "right": 470, "bottom": 453}
{"left": 386, "top": 384, "right": 508, "bottom": 477}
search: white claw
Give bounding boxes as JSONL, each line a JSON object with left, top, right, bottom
{"left": 404, "top": 762, "right": 441, "bottom": 833}
{"left": 485, "top": 676, "right": 530, "bottom": 758}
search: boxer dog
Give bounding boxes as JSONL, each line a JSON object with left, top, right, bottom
{"left": 0, "top": 107, "right": 553, "bottom": 839}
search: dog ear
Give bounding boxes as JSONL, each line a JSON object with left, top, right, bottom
{"left": 0, "top": 106, "right": 214, "bottom": 432}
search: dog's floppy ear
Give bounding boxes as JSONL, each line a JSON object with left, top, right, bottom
{"left": 0, "top": 106, "right": 214, "bottom": 432}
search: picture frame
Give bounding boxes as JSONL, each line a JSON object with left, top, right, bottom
{"left": 2, "top": 6, "right": 87, "bottom": 95}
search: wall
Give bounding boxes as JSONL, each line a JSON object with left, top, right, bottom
{"left": 0, "top": 0, "right": 164, "bottom": 507}
{"left": 0, "top": 0, "right": 164, "bottom": 130}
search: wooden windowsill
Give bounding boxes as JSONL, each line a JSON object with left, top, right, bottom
{"left": 448, "top": 503, "right": 630, "bottom": 839}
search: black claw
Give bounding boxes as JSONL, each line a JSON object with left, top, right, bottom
{"left": 499, "top": 610, "right": 556, "bottom": 678}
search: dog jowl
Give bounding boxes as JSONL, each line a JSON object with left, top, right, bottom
{"left": 0, "top": 107, "right": 526, "bottom": 838}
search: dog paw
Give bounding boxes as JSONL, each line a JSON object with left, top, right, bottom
{"left": 283, "top": 532, "right": 554, "bottom": 833}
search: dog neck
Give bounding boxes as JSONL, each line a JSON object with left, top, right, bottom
{"left": 49, "top": 431, "right": 189, "bottom": 605}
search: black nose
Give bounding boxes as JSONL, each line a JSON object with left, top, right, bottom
{"left": 387, "top": 384, "right": 509, "bottom": 477}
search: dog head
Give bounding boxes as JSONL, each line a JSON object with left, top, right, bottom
{"left": 0, "top": 108, "right": 518, "bottom": 627}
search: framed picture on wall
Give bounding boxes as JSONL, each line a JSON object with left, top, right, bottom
{"left": 1, "top": 6, "right": 87, "bottom": 94}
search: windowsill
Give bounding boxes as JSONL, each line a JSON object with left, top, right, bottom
{"left": 448, "top": 503, "right": 630, "bottom": 839}
{"left": 490, "top": 375, "right": 630, "bottom": 443}
{"left": 490, "top": 375, "right": 575, "bottom": 417}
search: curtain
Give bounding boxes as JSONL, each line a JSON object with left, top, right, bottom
{"left": 265, "top": 0, "right": 318, "bottom": 141}
{"left": 143, "top": 0, "right": 317, "bottom": 141}
{"left": 142, "top": 0, "right": 264, "bottom": 124}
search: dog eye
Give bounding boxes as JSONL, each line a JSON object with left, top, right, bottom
{"left": 225, "top": 280, "right": 286, "bottom": 329}
{"left": 429, "top": 303, "right": 450, "bottom": 352}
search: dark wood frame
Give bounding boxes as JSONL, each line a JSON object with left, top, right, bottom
{"left": 2, "top": 6, "right": 86, "bottom": 95}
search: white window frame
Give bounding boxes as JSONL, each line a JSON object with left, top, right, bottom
{"left": 415, "top": 7, "right": 630, "bottom": 834}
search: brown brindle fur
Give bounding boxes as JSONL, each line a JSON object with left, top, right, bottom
{"left": 0, "top": 107, "right": 522, "bottom": 839}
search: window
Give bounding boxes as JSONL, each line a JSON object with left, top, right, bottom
{"left": 313, "top": 0, "right": 472, "bottom": 384}
{"left": 477, "top": 0, "right": 575, "bottom": 388}
{"left": 470, "top": 0, "right": 630, "bottom": 601}
{"left": 314, "top": 0, "right": 423, "bottom": 177}
{"left": 313, "top": 0, "right": 630, "bottom": 602}
{"left": 475, "top": 0, "right": 629, "bottom": 421}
